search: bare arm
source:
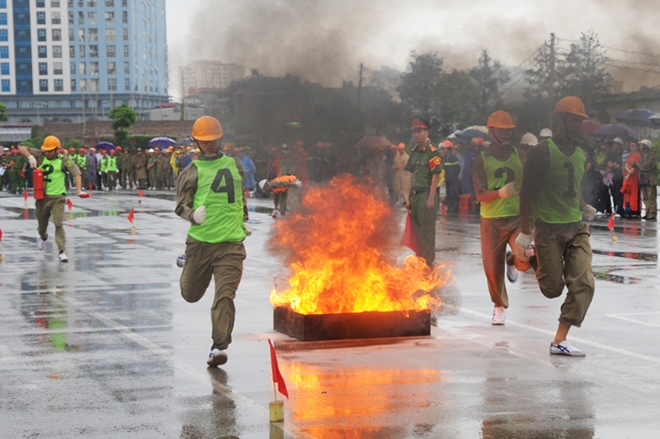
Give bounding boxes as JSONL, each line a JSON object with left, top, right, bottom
{"left": 472, "top": 154, "right": 502, "bottom": 203}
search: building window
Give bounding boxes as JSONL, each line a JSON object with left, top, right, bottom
{"left": 0, "top": 0, "right": 7, "bottom": 8}
{"left": 37, "top": 29, "right": 47, "bottom": 42}
{"left": 105, "top": 0, "right": 113, "bottom": 6}
{"left": 52, "top": 29, "right": 62, "bottom": 41}
{"left": 107, "top": 61, "right": 115, "bottom": 74}
{"left": 88, "top": 11, "right": 97, "bottom": 25}
{"left": 68, "top": 11, "right": 73, "bottom": 24}
{"left": 106, "top": 44, "right": 115, "bottom": 57}
{"left": 16, "top": 29, "right": 30, "bottom": 42}
{"left": 0, "top": 62, "right": 8, "bottom": 75}
{"left": 38, "top": 62, "right": 47, "bottom": 75}
{"left": 0, "top": 29, "right": 7, "bottom": 42}
{"left": 37, "top": 46, "right": 47, "bottom": 58}
{"left": 79, "top": 62, "right": 85, "bottom": 74}
{"left": 70, "top": 61, "right": 75, "bottom": 74}
{"left": 1, "top": 79, "right": 9, "bottom": 92}
{"left": 54, "top": 79, "right": 63, "bottom": 91}
{"left": 37, "top": 12, "right": 46, "bottom": 25}
{"left": 68, "top": 29, "right": 74, "bottom": 41}
{"left": 69, "top": 45, "right": 75, "bottom": 57}
{"left": 0, "top": 13, "right": 7, "bottom": 25}
{"left": 108, "top": 78, "right": 116, "bottom": 91}
{"left": 87, "top": 0, "right": 96, "bottom": 6}
{"left": 122, "top": 0, "right": 126, "bottom": 7}
{"left": 122, "top": 10, "right": 127, "bottom": 24}
{"left": 79, "top": 45, "right": 85, "bottom": 57}
{"left": 123, "top": 61, "right": 129, "bottom": 74}
{"left": 53, "top": 45, "right": 62, "bottom": 58}
{"left": 51, "top": 12, "right": 61, "bottom": 25}
{"left": 78, "top": 29, "right": 85, "bottom": 42}
{"left": 80, "top": 78, "right": 86, "bottom": 91}
{"left": 0, "top": 46, "right": 7, "bottom": 59}
{"left": 40, "top": 79, "right": 48, "bottom": 92}
{"left": 89, "top": 28, "right": 98, "bottom": 41}
{"left": 78, "top": 11, "right": 84, "bottom": 25}
{"left": 122, "top": 28, "right": 128, "bottom": 41}
{"left": 51, "top": 0, "right": 61, "bottom": 6}
{"left": 90, "top": 78, "right": 99, "bottom": 92}
{"left": 78, "top": 0, "right": 83, "bottom": 6}
{"left": 123, "top": 45, "right": 128, "bottom": 57}
{"left": 89, "top": 45, "right": 98, "bottom": 57}
{"left": 106, "top": 28, "right": 115, "bottom": 41}
{"left": 90, "top": 61, "right": 98, "bottom": 75}
{"left": 54, "top": 62, "right": 63, "bottom": 74}
{"left": 105, "top": 11, "right": 114, "bottom": 25}
{"left": 36, "top": 0, "right": 45, "bottom": 6}
{"left": 124, "top": 78, "right": 130, "bottom": 91}
{"left": 70, "top": 79, "right": 76, "bottom": 91}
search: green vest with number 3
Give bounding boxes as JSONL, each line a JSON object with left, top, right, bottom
{"left": 188, "top": 157, "right": 246, "bottom": 243}
{"left": 533, "top": 139, "right": 585, "bottom": 224}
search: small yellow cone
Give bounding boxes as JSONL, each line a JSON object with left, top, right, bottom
{"left": 130, "top": 226, "right": 137, "bottom": 235}
{"left": 0, "top": 253, "right": 3, "bottom": 262}
{"left": 269, "top": 400, "right": 284, "bottom": 422}
{"left": 138, "top": 199, "right": 141, "bottom": 204}
{"left": 612, "top": 234, "right": 618, "bottom": 241}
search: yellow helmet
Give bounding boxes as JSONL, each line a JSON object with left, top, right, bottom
{"left": 192, "top": 116, "right": 223, "bottom": 141}
{"left": 41, "top": 136, "right": 61, "bottom": 151}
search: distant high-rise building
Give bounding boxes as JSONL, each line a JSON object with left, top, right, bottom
{"left": 0, "top": 0, "right": 169, "bottom": 123}
{"left": 180, "top": 60, "right": 244, "bottom": 94}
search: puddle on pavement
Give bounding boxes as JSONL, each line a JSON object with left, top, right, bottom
{"left": 250, "top": 206, "right": 275, "bottom": 214}
{"left": 593, "top": 271, "right": 641, "bottom": 284}
{"left": 592, "top": 249, "right": 658, "bottom": 262}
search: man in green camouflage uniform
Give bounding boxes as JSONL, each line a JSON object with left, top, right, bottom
{"left": 10, "top": 147, "right": 27, "bottom": 194}
{"left": 147, "top": 148, "right": 158, "bottom": 189}
{"left": 119, "top": 148, "right": 132, "bottom": 189}
{"left": 405, "top": 116, "right": 442, "bottom": 267}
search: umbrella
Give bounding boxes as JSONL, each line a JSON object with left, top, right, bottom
{"left": 177, "top": 137, "right": 194, "bottom": 147}
{"left": 94, "top": 141, "right": 115, "bottom": 153}
{"left": 650, "top": 113, "right": 660, "bottom": 127}
{"left": 615, "top": 109, "right": 660, "bottom": 128}
{"left": 589, "top": 124, "right": 640, "bottom": 142}
{"left": 148, "top": 136, "right": 177, "bottom": 149}
{"left": 580, "top": 119, "right": 602, "bottom": 136}
{"left": 455, "top": 128, "right": 491, "bottom": 141}
{"left": 355, "top": 136, "right": 392, "bottom": 150}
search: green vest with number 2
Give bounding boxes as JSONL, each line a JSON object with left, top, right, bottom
{"left": 533, "top": 139, "right": 585, "bottom": 224}
{"left": 187, "top": 157, "right": 246, "bottom": 243}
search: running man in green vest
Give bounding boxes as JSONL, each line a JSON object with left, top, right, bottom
{"left": 405, "top": 116, "right": 442, "bottom": 268}
{"left": 18, "top": 136, "right": 89, "bottom": 262}
{"left": 473, "top": 110, "right": 530, "bottom": 325}
{"left": 106, "top": 149, "right": 118, "bottom": 190}
{"left": 517, "top": 96, "right": 597, "bottom": 356}
{"left": 174, "top": 116, "right": 251, "bottom": 367}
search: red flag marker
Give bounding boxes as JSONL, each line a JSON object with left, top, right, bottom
{"left": 0, "top": 228, "right": 3, "bottom": 242}
{"left": 268, "top": 339, "right": 288, "bottom": 399}
{"left": 23, "top": 189, "right": 28, "bottom": 201}
{"left": 607, "top": 213, "right": 614, "bottom": 231}
{"left": 89, "top": 183, "right": 93, "bottom": 191}
{"left": 66, "top": 199, "right": 73, "bottom": 211}
{"left": 400, "top": 212, "right": 421, "bottom": 255}
{"left": 139, "top": 189, "right": 143, "bottom": 197}
{"left": 127, "top": 208, "right": 134, "bottom": 224}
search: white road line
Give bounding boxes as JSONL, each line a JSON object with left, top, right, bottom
{"left": 604, "top": 314, "right": 660, "bottom": 328}
{"left": 450, "top": 306, "right": 660, "bottom": 365}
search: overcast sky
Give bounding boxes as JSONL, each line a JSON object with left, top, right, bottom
{"left": 165, "top": 0, "right": 660, "bottom": 100}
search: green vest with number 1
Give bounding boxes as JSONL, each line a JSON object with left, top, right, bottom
{"left": 533, "top": 139, "right": 585, "bottom": 224}
{"left": 187, "top": 156, "right": 246, "bottom": 243}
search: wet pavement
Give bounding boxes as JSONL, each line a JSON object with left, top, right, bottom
{"left": 1, "top": 189, "right": 659, "bottom": 438}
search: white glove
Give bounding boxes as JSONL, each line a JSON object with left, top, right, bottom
{"left": 192, "top": 205, "right": 206, "bottom": 225}
{"left": 582, "top": 204, "right": 597, "bottom": 221}
{"left": 498, "top": 182, "right": 516, "bottom": 199}
{"left": 28, "top": 155, "right": 37, "bottom": 169}
{"left": 514, "top": 232, "right": 533, "bottom": 261}
{"left": 294, "top": 179, "right": 302, "bottom": 187}
{"left": 243, "top": 222, "right": 252, "bottom": 236}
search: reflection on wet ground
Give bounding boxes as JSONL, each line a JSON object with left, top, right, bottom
{"left": 592, "top": 249, "right": 657, "bottom": 262}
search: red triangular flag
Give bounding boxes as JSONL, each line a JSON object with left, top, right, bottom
{"left": 441, "top": 203, "right": 447, "bottom": 216}
{"left": 607, "top": 213, "right": 614, "bottom": 231}
{"left": 127, "top": 208, "right": 134, "bottom": 224}
{"left": 400, "top": 212, "right": 421, "bottom": 255}
{"left": 66, "top": 199, "right": 73, "bottom": 211}
{"left": 23, "top": 189, "right": 28, "bottom": 200}
{"left": 0, "top": 228, "right": 3, "bottom": 242}
{"left": 89, "top": 183, "right": 93, "bottom": 191}
{"left": 268, "top": 339, "right": 288, "bottom": 399}
{"left": 139, "top": 189, "right": 143, "bottom": 197}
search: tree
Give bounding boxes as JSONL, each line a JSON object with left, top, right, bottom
{"left": 109, "top": 104, "right": 136, "bottom": 146}
{"left": 558, "top": 30, "right": 610, "bottom": 110}
{"left": 469, "top": 50, "right": 510, "bottom": 120}
{"left": 397, "top": 52, "right": 444, "bottom": 116}
{"left": 434, "top": 70, "right": 481, "bottom": 136}
{"left": 0, "top": 102, "right": 8, "bottom": 122}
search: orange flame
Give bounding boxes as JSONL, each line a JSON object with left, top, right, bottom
{"left": 268, "top": 174, "right": 451, "bottom": 315}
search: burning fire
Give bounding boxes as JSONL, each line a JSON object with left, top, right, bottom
{"left": 268, "top": 174, "right": 452, "bottom": 315}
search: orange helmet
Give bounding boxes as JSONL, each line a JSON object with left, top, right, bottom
{"left": 553, "top": 96, "right": 588, "bottom": 119}
{"left": 79, "top": 147, "right": 87, "bottom": 154}
{"left": 116, "top": 146, "right": 122, "bottom": 152}
{"left": 487, "top": 110, "right": 516, "bottom": 129}
{"left": 101, "top": 149, "right": 107, "bottom": 154}
{"left": 110, "top": 149, "right": 115, "bottom": 155}
{"left": 440, "top": 139, "right": 454, "bottom": 148}
{"left": 192, "top": 116, "right": 224, "bottom": 141}
{"left": 69, "top": 147, "right": 75, "bottom": 153}
{"left": 41, "top": 135, "right": 61, "bottom": 151}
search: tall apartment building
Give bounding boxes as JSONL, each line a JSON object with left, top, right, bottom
{"left": 0, "top": 0, "right": 169, "bottom": 123}
{"left": 180, "top": 60, "right": 244, "bottom": 94}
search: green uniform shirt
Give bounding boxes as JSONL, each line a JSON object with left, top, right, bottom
{"left": 533, "top": 139, "right": 585, "bottom": 224}
{"left": 480, "top": 148, "right": 523, "bottom": 219}
{"left": 187, "top": 156, "right": 246, "bottom": 244}
{"left": 13, "top": 154, "right": 27, "bottom": 173}
{"left": 405, "top": 139, "right": 442, "bottom": 189}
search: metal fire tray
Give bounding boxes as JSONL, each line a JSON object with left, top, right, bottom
{"left": 273, "top": 306, "right": 431, "bottom": 341}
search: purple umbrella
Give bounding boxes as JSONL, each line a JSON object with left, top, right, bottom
{"left": 94, "top": 141, "right": 115, "bottom": 153}
{"left": 148, "top": 137, "right": 177, "bottom": 149}
{"left": 589, "top": 124, "right": 640, "bottom": 142}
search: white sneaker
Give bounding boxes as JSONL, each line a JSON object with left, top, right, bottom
{"left": 491, "top": 307, "right": 505, "bottom": 325}
{"left": 614, "top": 214, "right": 621, "bottom": 219}
{"left": 549, "top": 340, "right": 585, "bottom": 357}
{"left": 595, "top": 211, "right": 604, "bottom": 217}
{"left": 37, "top": 237, "right": 46, "bottom": 251}
{"left": 58, "top": 252, "right": 69, "bottom": 263}
{"left": 506, "top": 251, "right": 519, "bottom": 282}
{"left": 206, "top": 348, "right": 228, "bottom": 366}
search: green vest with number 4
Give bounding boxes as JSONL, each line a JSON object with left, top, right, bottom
{"left": 188, "top": 157, "right": 246, "bottom": 243}
{"left": 41, "top": 156, "right": 66, "bottom": 196}
{"left": 480, "top": 148, "right": 523, "bottom": 219}
{"left": 533, "top": 139, "right": 585, "bottom": 224}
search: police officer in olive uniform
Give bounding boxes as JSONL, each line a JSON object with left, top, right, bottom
{"left": 10, "top": 147, "right": 27, "bottom": 194}
{"left": 404, "top": 117, "right": 442, "bottom": 267}
{"left": 175, "top": 116, "right": 251, "bottom": 367}
{"left": 18, "top": 136, "right": 88, "bottom": 262}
